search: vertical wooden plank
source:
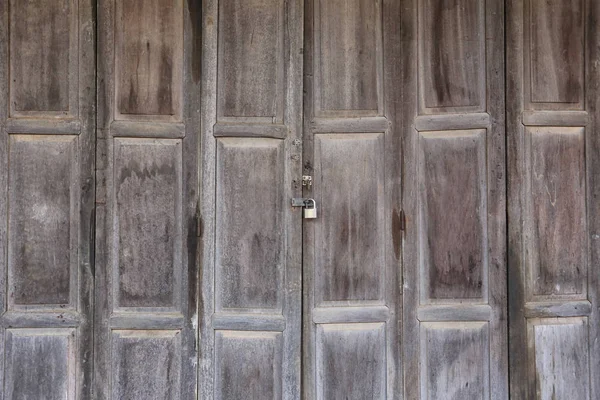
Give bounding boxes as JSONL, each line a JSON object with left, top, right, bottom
{"left": 508, "top": 0, "right": 598, "bottom": 398}
{"left": 200, "top": 0, "right": 303, "bottom": 399}
{"left": 95, "top": 0, "right": 200, "bottom": 398}
{"left": 0, "top": 1, "right": 8, "bottom": 395}
{"left": 304, "top": 0, "right": 402, "bottom": 398}
{"left": 587, "top": 1, "right": 600, "bottom": 397}
{"left": 0, "top": 0, "right": 95, "bottom": 399}
{"left": 403, "top": 1, "right": 507, "bottom": 400}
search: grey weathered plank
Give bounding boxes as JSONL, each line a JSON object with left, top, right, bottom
{"left": 111, "top": 121, "right": 186, "bottom": 138}
{"left": 1, "top": 312, "right": 81, "bottom": 328}
{"left": 96, "top": 1, "right": 199, "bottom": 399}
{"left": 109, "top": 313, "right": 185, "bottom": 330}
{"left": 522, "top": 110, "right": 588, "bottom": 127}
{"left": 115, "top": 0, "right": 183, "bottom": 118}
{"left": 417, "top": 305, "right": 492, "bottom": 322}
{"left": 421, "top": 322, "right": 490, "bottom": 399}
{"left": 508, "top": 0, "right": 599, "bottom": 398}
{"left": 4, "top": 329, "right": 76, "bottom": 399}
{"left": 414, "top": 112, "right": 490, "bottom": 132}
{"left": 524, "top": 301, "right": 592, "bottom": 318}
{"left": 304, "top": 0, "right": 402, "bottom": 398}
{"left": 419, "top": 0, "right": 486, "bottom": 112}
{"left": 403, "top": 1, "right": 507, "bottom": 399}
{"left": 5, "top": 118, "right": 81, "bottom": 135}
{"left": 528, "top": 0, "right": 584, "bottom": 105}
{"left": 213, "top": 123, "right": 288, "bottom": 139}
{"left": 9, "top": 0, "right": 77, "bottom": 115}
{"left": 217, "top": 0, "right": 284, "bottom": 121}
{"left": 200, "top": 0, "right": 303, "bottom": 399}
{"left": 316, "top": 324, "right": 386, "bottom": 400}
{"left": 587, "top": 2, "right": 600, "bottom": 398}
{"left": 0, "top": 1, "right": 95, "bottom": 399}
{"left": 211, "top": 313, "right": 286, "bottom": 332}
{"left": 214, "top": 331, "right": 283, "bottom": 400}
{"left": 312, "top": 306, "right": 390, "bottom": 324}
{"left": 310, "top": 116, "right": 389, "bottom": 133}
{"left": 313, "top": 0, "right": 383, "bottom": 115}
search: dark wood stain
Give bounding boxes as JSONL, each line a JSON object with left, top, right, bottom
{"left": 116, "top": 143, "right": 179, "bottom": 308}
{"left": 319, "top": 324, "right": 385, "bottom": 399}
{"left": 530, "top": 0, "right": 584, "bottom": 103}
{"left": 531, "top": 128, "right": 586, "bottom": 295}
{"left": 9, "top": 137, "right": 75, "bottom": 305}
{"left": 4, "top": 332, "right": 71, "bottom": 399}
{"left": 216, "top": 139, "right": 283, "bottom": 309}
{"left": 186, "top": 0, "right": 202, "bottom": 83}
{"left": 219, "top": 0, "right": 280, "bottom": 118}
{"left": 316, "top": 135, "right": 384, "bottom": 303}
{"left": 118, "top": 0, "right": 181, "bottom": 116}
{"left": 422, "top": 0, "right": 482, "bottom": 108}
{"left": 422, "top": 132, "right": 485, "bottom": 299}
{"left": 424, "top": 324, "right": 487, "bottom": 399}
{"left": 392, "top": 209, "right": 402, "bottom": 261}
{"left": 319, "top": 0, "right": 379, "bottom": 112}
{"left": 113, "top": 333, "right": 181, "bottom": 399}
{"left": 10, "top": 0, "right": 71, "bottom": 112}
{"left": 215, "top": 332, "right": 280, "bottom": 400}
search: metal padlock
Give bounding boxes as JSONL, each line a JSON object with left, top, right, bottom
{"left": 304, "top": 199, "right": 317, "bottom": 219}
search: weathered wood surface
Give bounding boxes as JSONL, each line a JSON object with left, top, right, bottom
{"left": 199, "top": 0, "right": 303, "bottom": 399}
{"left": 508, "top": 0, "right": 600, "bottom": 398}
{"left": 95, "top": 0, "right": 200, "bottom": 399}
{"left": 303, "top": 0, "right": 402, "bottom": 398}
{"left": 0, "top": 0, "right": 95, "bottom": 399}
{"left": 402, "top": 1, "right": 508, "bottom": 400}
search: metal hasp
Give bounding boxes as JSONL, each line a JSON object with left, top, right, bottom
{"left": 302, "top": 175, "right": 312, "bottom": 189}
{"left": 291, "top": 198, "right": 318, "bottom": 219}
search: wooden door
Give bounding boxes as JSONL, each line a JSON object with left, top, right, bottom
{"left": 0, "top": 0, "right": 95, "bottom": 398}
{"left": 507, "top": 1, "right": 600, "bottom": 399}
{"left": 400, "top": 0, "right": 508, "bottom": 399}
{"left": 94, "top": 1, "right": 201, "bottom": 399}
{"left": 0, "top": 0, "right": 95, "bottom": 399}
{"left": 302, "top": 0, "right": 402, "bottom": 398}
{"left": 198, "top": 0, "right": 303, "bottom": 399}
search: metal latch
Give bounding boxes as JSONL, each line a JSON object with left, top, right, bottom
{"left": 291, "top": 198, "right": 318, "bottom": 219}
{"left": 302, "top": 175, "right": 312, "bottom": 189}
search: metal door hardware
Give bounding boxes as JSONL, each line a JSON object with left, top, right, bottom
{"left": 291, "top": 198, "right": 318, "bottom": 219}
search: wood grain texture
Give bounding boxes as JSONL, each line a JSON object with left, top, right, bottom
{"left": 404, "top": 0, "right": 507, "bottom": 398}
{"left": 214, "top": 331, "right": 282, "bottom": 400}
{"left": 215, "top": 138, "right": 284, "bottom": 311}
{"left": 111, "top": 330, "right": 182, "bottom": 399}
{"left": 114, "top": 139, "right": 182, "bottom": 309}
{"left": 419, "top": 130, "right": 487, "bottom": 301}
{"left": 508, "top": 0, "right": 599, "bottom": 398}
{"left": 200, "top": 0, "right": 303, "bottom": 398}
{"left": 304, "top": 0, "right": 402, "bottom": 397}
{"left": 528, "top": 127, "right": 586, "bottom": 297}
{"left": 96, "top": 0, "right": 199, "bottom": 397}
{"left": 116, "top": 0, "right": 183, "bottom": 117}
{"left": 420, "top": 322, "right": 489, "bottom": 400}
{"left": 218, "top": 0, "right": 283, "bottom": 120}
{"left": 529, "top": 0, "right": 584, "bottom": 105}
{"left": 315, "top": 0, "right": 382, "bottom": 114}
{"left": 316, "top": 323, "right": 386, "bottom": 400}
{"left": 8, "top": 135, "right": 78, "bottom": 307}
{"left": 420, "top": 0, "right": 485, "bottom": 111}
{"left": 3, "top": 329, "right": 76, "bottom": 400}
{"left": 9, "top": 0, "right": 74, "bottom": 114}
{"left": 528, "top": 318, "right": 590, "bottom": 400}
{"left": 313, "top": 133, "right": 385, "bottom": 304}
